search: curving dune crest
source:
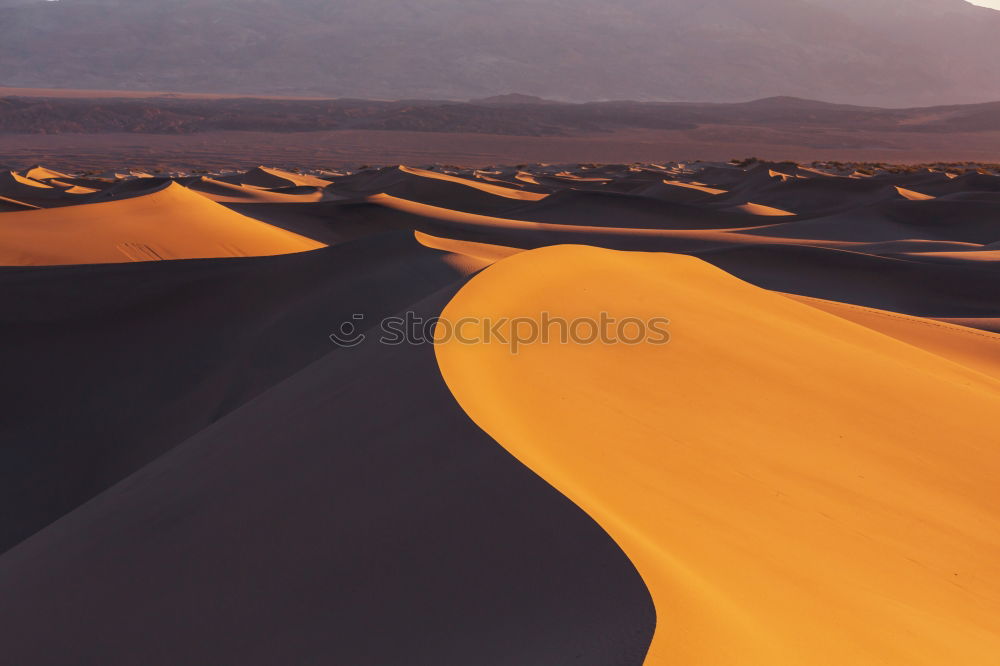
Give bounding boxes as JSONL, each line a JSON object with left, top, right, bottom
{"left": 725, "top": 202, "right": 796, "bottom": 216}
{"left": 0, "top": 170, "right": 52, "bottom": 190}
{"left": 0, "top": 182, "right": 324, "bottom": 265}
{"left": 186, "top": 175, "right": 328, "bottom": 203}
{"left": 436, "top": 244, "right": 1000, "bottom": 666}
{"left": 325, "top": 165, "right": 548, "bottom": 214}
{"left": 396, "top": 165, "right": 549, "bottom": 201}
{"left": 220, "top": 165, "right": 334, "bottom": 189}
{"left": 0, "top": 195, "right": 38, "bottom": 212}
{"left": 21, "top": 166, "right": 73, "bottom": 181}
{"left": 0, "top": 170, "right": 72, "bottom": 205}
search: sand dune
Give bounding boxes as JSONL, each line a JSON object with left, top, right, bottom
{"left": 0, "top": 171, "right": 52, "bottom": 191}
{"left": 497, "top": 189, "right": 769, "bottom": 229}
{"left": 0, "top": 286, "right": 654, "bottom": 666}
{"left": 186, "top": 175, "right": 328, "bottom": 203}
{"left": 745, "top": 200, "right": 1000, "bottom": 245}
{"left": 0, "top": 170, "right": 81, "bottom": 207}
{"left": 903, "top": 249, "right": 1000, "bottom": 264}
{"left": 0, "top": 233, "right": 475, "bottom": 552}
{"left": 707, "top": 171, "right": 911, "bottom": 216}
{"left": 0, "top": 182, "right": 324, "bottom": 265}
{"left": 628, "top": 180, "right": 727, "bottom": 203}
{"left": 437, "top": 245, "right": 1000, "bottom": 665}
{"left": 220, "top": 166, "right": 334, "bottom": 189}
{"left": 725, "top": 202, "right": 796, "bottom": 216}
{"left": 0, "top": 195, "right": 37, "bottom": 212}
{"left": 415, "top": 229, "right": 522, "bottom": 264}
{"left": 934, "top": 317, "right": 1000, "bottom": 334}
{"left": 1, "top": 159, "right": 998, "bottom": 664}
{"left": 20, "top": 166, "right": 73, "bottom": 181}
{"left": 785, "top": 293, "right": 1000, "bottom": 379}
{"left": 695, "top": 244, "right": 1000, "bottom": 320}
{"left": 2, "top": 158, "right": 994, "bottom": 318}
{"left": 895, "top": 185, "right": 935, "bottom": 201}
{"left": 323, "top": 165, "right": 549, "bottom": 214}
{"left": 396, "top": 165, "right": 548, "bottom": 201}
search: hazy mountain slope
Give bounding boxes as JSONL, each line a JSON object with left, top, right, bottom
{"left": 0, "top": 0, "right": 997, "bottom": 105}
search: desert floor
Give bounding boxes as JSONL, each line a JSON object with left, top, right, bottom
{"left": 6, "top": 128, "right": 1000, "bottom": 172}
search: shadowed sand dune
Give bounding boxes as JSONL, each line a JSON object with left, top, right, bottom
{"left": 221, "top": 198, "right": 418, "bottom": 246}
{"left": 324, "top": 165, "right": 549, "bottom": 215}
{"left": 416, "top": 230, "right": 523, "bottom": 263}
{"left": 20, "top": 166, "right": 73, "bottom": 181}
{"left": 0, "top": 170, "right": 75, "bottom": 206}
{"left": 78, "top": 175, "right": 177, "bottom": 203}
{"left": 706, "top": 174, "right": 910, "bottom": 216}
{"left": 743, "top": 200, "right": 1000, "bottom": 245}
{"left": 0, "top": 288, "right": 655, "bottom": 666}
{"left": 496, "top": 189, "right": 767, "bottom": 229}
{"left": 1, "top": 160, "right": 998, "bottom": 664}
{"left": 217, "top": 166, "right": 334, "bottom": 189}
{"left": 437, "top": 245, "right": 1000, "bottom": 665}
{"left": 903, "top": 248, "right": 1000, "bottom": 266}
{"left": 185, "top": 175, "right": 328, "bottom": 203}
{"left": 0, "top": 234, "right": 478, "bottom": 551}
{"left": 693, "top": 244, "right": 1000, "bottom": 320}
{"left": 0, "top": 195, "right": 37, "bottom": 212}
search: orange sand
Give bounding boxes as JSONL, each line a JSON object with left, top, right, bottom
{"left": 0, "top": 182, "right": 324, "bottom": 265}
{"left": 436, "top": 245, "right": 1000, "bottom": 666}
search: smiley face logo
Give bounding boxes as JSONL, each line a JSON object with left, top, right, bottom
{"left": 329, "top": 314, "right": 367, "bottom": 348}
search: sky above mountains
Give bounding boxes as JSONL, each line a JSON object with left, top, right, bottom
{"left": 2, "top": 0, "right": 999, "bottom": 105}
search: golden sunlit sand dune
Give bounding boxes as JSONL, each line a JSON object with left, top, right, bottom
{"left": 725, "top": 202, "right": 796, "bottom": 216}
{"left": 0, "top": 171, "right": 52, "bottom": 190}
{"left": 20, "top": 166, "right": 73, "bottom": 181}
{"left": 0, "top": 182, "right": 324, "bottom": 265}
{"left": 895, "top": 185, "right": 936, "bottom": 201}
{"left": 785, "top": 293, "right": 1000, "bottom": 379}
{"left": 437, "top": 244, "right": 1000, "bottom": 666}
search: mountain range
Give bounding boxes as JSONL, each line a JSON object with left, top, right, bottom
{"left": 5, "top": 94, "right": 1000, "bottom": 136}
